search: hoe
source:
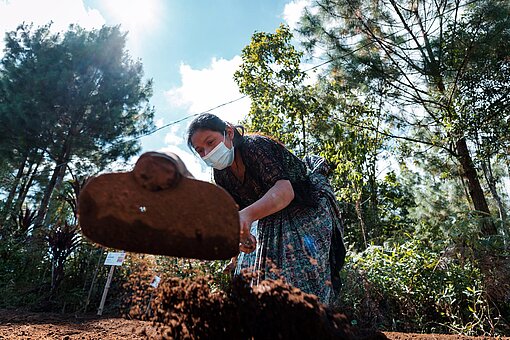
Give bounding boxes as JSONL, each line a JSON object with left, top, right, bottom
{"left": 78, "top": 152, "right": 254, "bottom": 260}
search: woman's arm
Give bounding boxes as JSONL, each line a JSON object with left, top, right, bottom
{"left": 238, "top": 179, "right": 294, "bottom": 241}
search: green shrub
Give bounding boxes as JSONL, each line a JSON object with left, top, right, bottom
{"left": 336, "top": 239, "right": 507, "bottom": 336}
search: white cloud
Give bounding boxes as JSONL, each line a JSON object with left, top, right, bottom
{"left": 164, "top": 56, "right": 251, "bottom": 125}
{"left": 0, "top": 0, "right": 104, "bottom": 36}
{"left": 283, "top": 0, "right": 310, "bottom": 30}
{"left": 161, "top": 56, "right": 251, "bottom": 181}
{"left": 0, "top": 0, "right": 104, "bottom": 58}
{"left": 102, "top": 0, "right": 162, "bottom": 30}
{"left": 155, "top": 118, "right": 164, "bottom": 128}
{"left": 0, "top": 0, "right": 163, "bottom": 58}
{"left": 164, "top": 124, "right": 185, "bottom": 146}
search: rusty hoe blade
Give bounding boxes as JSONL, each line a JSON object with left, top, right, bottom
{"left": 78, "top": 152, "right": 240, "bottom": 260}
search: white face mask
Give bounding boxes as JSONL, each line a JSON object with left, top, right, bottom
{"left": 201, "top": 132, "right": 235, "bottom": 170}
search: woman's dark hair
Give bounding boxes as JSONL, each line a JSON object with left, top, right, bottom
{"left": 187, "top": 113, "right": 244, "bottom": 151}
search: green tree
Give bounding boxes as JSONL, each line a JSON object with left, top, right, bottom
{"left": 443, "top": 1, "right": 510, "bottom": 223}
{"left": 0, "top": 23, "right": 154, "bottom": 231}
{"left": 234, "top": 24, "right": 316, "bottom": 155}
{"left": 299, "top": 0, "right": 510, "bottom": 236}
{"left": 313, "top": 91, "right": 388, "bottom": 247}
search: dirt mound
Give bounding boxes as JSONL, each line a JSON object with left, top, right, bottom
{"left": 126, "top": 273, "right": 386, "bottom": 339}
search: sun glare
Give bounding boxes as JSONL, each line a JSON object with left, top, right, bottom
{"left": 104, "top": 0, "right": 161, "bottom": 30}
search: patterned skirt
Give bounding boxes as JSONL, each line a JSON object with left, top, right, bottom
{"left": 234, "top": 156, "right": 346, "bottom": 305}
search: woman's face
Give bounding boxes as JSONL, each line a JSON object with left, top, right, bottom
{"left": 191, "top": 127, "right": 234, "bottom": 158}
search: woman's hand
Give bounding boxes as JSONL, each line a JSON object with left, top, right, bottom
{"left": 238, "top": 209, "right": 256, "bottom": 253}
{"left": 239, "top": 234, "right": 256, "bottom": 253}
{"left": 239, "top": 209, "right": 253, "bottom": 243}
{"left": 237, "top": 180, "right": 294, "bottom": 253}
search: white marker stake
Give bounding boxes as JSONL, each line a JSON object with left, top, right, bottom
{"left": 97, "top": 265, "right": 115, "bottom": 316}
{"left": 146, "top": 275, "right": 161, "bottom": 316}
{"left": 97, "top": 252, "right": 126, "bottom": 316}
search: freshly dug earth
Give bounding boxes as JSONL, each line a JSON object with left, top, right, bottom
{"left": 124, "top": 273, "right": 386, "bottom": 339}
{"left": 126, "top": 273, "right": 507, "bottom": 340}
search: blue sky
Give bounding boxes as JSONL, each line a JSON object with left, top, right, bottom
{"left": 0, "top": 0, "right": 308, "bottom": 178}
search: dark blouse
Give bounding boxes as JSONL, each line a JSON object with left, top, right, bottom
{"left": 213, "top": 135, "right": 316, "bottom": 210}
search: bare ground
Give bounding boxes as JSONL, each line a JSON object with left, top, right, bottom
{"left": 0, "top": 309, "right": 507, "bottom": 340}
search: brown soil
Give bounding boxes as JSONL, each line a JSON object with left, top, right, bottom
{"left": 0, "top": 309, "right": 153, "bottom": 339}
{"left": 1, "top": 273, "right": 507, "bottom": 340}
{"left": 0, "top": 309, "right": 506, "bottom": 340}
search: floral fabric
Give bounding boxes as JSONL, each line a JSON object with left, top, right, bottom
{"left": 214, "top": 135, "right": 346, "bottom": 304}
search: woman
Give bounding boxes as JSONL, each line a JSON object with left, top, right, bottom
{"left": 187, "top": 113, "right": 346, "bottom": 304}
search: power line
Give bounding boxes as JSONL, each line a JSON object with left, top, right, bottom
{"left": 121, "top": 39, "right": 384, "bottom": 146}
{"left": 108, "top": 95, "right": 248, "bottom": 148}
{"left": 133, "top": 95, "right": 247, "bottom": 141}
{"left": 106, "top": 0, "right": 481, "bottom": 147}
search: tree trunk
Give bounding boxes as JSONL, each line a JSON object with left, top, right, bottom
{"left": 34, "top": 161, "right": 66, "bottom": 229}
{"left": 355, "top": 197, "right": 368, "bottom": 248}
{"left": 368, "top": 98, "right": 382, "bottom": 238}
{"left": 34, "top": 133, "right": 72, "bottom": 231}
{"left": 481, "top": 159, "right": 507, "bottom": 221}
{"left": 368, "top": 159, "right": 380, "bottom": 238}
{"left": 1, "top": 153, "right": 28, "bottom": 221}
{"left": 458, "top": 164, "right": 474, "bottom": 207}
{"left": 301, "top": 112, "right": 306, "bottom": 157}
{"left": 14, "top": 152, "right": 44, "bottom": 213}
{"left": 455, "top": 137, "right": 497, "bottom": 235}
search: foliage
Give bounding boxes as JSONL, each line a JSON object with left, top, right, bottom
{"left": 373, "top": 171, "right": 416, "bottom": 240}
{"left": 0, "top": 5, "right": 509, "bottom": 338}
{"left": 0, "top": 22, "right": 155, "bottom": 228}
{"left": 337, "top": 239, "right": 509, "bottom": 335}
{"left": 234, "top": 24, "right": 318, "bottom": 155}
{"left": 299, "top": 0, "right": 510, "bottom": 236}
{"left": 0, "top": 22, "right": 154, "bottom": 314}
{"left": 234, "top": 24, "right": 407, "bottom": 248}
{"left": 232, "top": 20, "right": 510, "bottom": 335}
{"left": 314, "top": 92, "right": 390, "bottom": 247}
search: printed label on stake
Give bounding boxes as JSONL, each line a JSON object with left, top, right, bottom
{"left": 104, "top": 252, "right": 126, "bottom": 266}
{"left": 150, "top": 276, "right": 161, "bottom": 288}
